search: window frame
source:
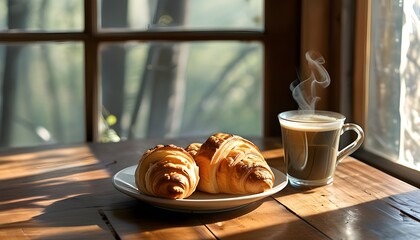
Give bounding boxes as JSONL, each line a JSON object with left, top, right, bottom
{"left": 352, "top": 0, "right": 420, "bottom": 187}
{"left": 0, "top": 0, "right": 300, "bottom": 143}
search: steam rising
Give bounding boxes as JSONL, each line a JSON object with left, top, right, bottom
{"left": 290, "top": 51, "right": 330, "bottom": 110}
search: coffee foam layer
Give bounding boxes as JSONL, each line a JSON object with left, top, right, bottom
{"left": 289, "top": 114, "right": 336, "bottom": 122}
{"left": 280, "top": 114, "right": 342, "bottom": 131}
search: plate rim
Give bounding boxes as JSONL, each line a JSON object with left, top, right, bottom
{"left": 112, "top": 164, "right": 287, "bottom": 212}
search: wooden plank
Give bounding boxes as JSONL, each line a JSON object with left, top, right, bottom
{"left": 0, "top": 146, "right": 115, "bottom": 239}
{"left": 0, "top": 227, "right": 29, "bottom": 240}
{"left": 106, "top": 198, "right": 327, "bottom": 240}
{"left": 0, "top": 207, "right": 114, "bottom": 239}
{"left": 262, "top": 148, "right": 284, "bottom": 160}
{"left": 103, "top": 201, "right": 215, "bottom": 240}
{"left": 20, "top": 224, "right": 113, "bottom": 240}
{"left": 275, "top": 157, "right": 420, "bottom": 239}
{"left": 198, "top": 198, "right": 327, "bottom": 240}
{"left": 335, "top": 158, "right": 416, "bottom": 198}
{"left": 384, "top": 189, "right": 420, "bottom": 221}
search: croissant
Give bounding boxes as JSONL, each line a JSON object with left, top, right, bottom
{"left": 185, "top": 142, "right": 201, "bottom": 158}
{"left": 187, "top": 133, "right": 275, "bottom": 194}
{"left": 135, "top": 144, "right": 200, "bottom": 199}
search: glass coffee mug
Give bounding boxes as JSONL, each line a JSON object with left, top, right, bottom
{"left": 278, "top": 110, "right": 364, "bottom": 187}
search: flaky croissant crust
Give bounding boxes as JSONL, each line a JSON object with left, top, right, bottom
{"left": 189, "top": 133, "right": 275, "bottom": 194}
{"left": 135, "top": 144, "right": 199, "bottom": 199}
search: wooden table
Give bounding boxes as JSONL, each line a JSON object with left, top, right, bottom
{"left": 0, "top": 137, "right": 419, "bottom": 239}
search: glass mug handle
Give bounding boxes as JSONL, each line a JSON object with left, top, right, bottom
{"left": 336, "top": 123, "right": 365, "bottom": 165}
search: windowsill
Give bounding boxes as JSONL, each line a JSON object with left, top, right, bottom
{"left": 354, "top": 149, "right": 420, "bottom": 188}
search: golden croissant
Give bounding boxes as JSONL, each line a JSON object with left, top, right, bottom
{"left": 187, "top": 133, "right": 275, "bottom": 194}
{"left": 135, "top": 144, "right": 200, "bottom": 199}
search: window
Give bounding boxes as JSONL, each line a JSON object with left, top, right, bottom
{"left": 0, "top": 1, "right": 85, "bottom": 148}
{"left": 353, "top": 0, "right": 420, "bottom": 186}
{"left": 0, "top": 1, "right": 300, "bottom": 149}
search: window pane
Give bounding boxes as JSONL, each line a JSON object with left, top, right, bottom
{"left": 0, "top": 0, "right": 83, "bottom": 32}
{"left": 0, "top": 43, "right": 85, "bottom": 149}
{"left": 367, "top": 0, "right": 420, "bottom": 171}
{"left": 100, "top": 41, "right": 263, "bottom": 141}
{"left": 99, "top": 0, "right": 263, "bottom": 31}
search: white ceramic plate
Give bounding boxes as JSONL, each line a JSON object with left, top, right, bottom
{"left": 112, "top": 165, "right": 288, "bottom": 213}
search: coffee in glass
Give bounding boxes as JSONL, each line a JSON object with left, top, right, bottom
{"left": 279, "top": 110, "right": 364, "bottom": 187}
